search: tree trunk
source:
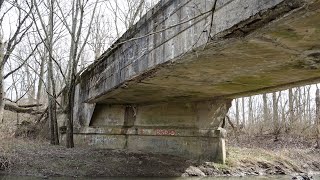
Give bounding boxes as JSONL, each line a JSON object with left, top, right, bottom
{"left": 47, "top": 0, "right": 59, "bottom": 145}
{"left": 248, "top": 96, "right": 253, "bottom": 125}
{"left": 0, "top": 38, "right": 4, "bottom": 123}
{"left": 272, "top": 92, "right": 279, "bottom": 139}
{"left": 288, "top": 88, "right": 294, "bottom": 124}
{"left": 36, "top": 50, "right": 45, "bottom": 109}
{"left": 0, "top": 65, "right": 4, "bottom": 123}
{"left": 64, "top": 0, "right": 78, "bottom": 148}
{"left": 66, "top": 75, "right": 75, "bottom": 148}
{"left": 63, "top": 0, "right": 98, "bottom": 148}
{"left": 297, "top": 87, "right": 302, "bottom": 123}
{"left": 235, "top": 99, "right": 239, "bottom": 127}
{"left": 263, "top": 93, "right": 268, "bottom": 122}
{"left": 315, "top": 88, "right": 320, "bottom": 149}
{"left": 307, "top": 86, "right": 311, "bottom": 124}
{"left": 0, "top": 0, "right": 4, "bottom": 10}
{"left": 242, "top": 97, "right": 245, "bottom": 128}
{"left": 48, "top": 64, "right": 59, "bottom": 145}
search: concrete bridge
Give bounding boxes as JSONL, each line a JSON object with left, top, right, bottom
{"left": 64, "top": 0, "right": 320, "bottom": 163}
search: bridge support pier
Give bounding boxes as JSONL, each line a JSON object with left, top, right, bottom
{"left": 63, "top": 98, "right": 232, "bottom": 163}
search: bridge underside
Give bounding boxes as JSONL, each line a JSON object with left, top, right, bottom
{"left": 91, "top": 3, "right": 320, "bottom": 104}
{"left": 64, "top": 1, "right": 320, "bottom": 164}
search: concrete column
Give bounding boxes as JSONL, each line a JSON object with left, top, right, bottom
{"left": 217, "top": 128, "right": 227, "bottom": 164}
{"left": 196, "top": 99, "right": 231, "bottom": 163}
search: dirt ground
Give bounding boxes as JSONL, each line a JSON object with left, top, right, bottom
{"left": 0, "top": 138, "right": 194, "bottom": 177}
{"left": 0, "top": 135, "right": 319, "bottom": 178}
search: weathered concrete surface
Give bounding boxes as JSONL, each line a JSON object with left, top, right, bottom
{"left": 78, "top": 0, "right": 320, "bottom": 105}
{"left": 63, "top": 133, "right": 225, "bottom": 162}
{"left": 64, "top": 99, "right": 231, "bottom": 163}
{"left": 64, "top": 0, "right": 320, "bottom": 163}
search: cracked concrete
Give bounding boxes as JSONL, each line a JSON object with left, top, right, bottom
{"left": 76, "top": 0, "right": 320, "bottom": 105}
{"left": 76, "top": 0, "right": 319, "bottom": 105}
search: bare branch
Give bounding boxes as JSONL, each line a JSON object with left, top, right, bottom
{"left": 4, "top": 40, "right": 43, "bottom": 79}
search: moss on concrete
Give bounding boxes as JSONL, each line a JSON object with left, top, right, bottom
{"left": 85, "top": 2, "right": 320, "bottom": 104}
{"left": 270, "top": 27, "right": 301, "bottom": 40}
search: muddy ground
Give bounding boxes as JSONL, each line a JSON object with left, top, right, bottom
{"left": 0, "top": 135, "right": 319, "bottom": 178}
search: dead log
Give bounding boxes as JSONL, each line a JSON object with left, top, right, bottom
{"left": 4, "top": 102, "right": 43, "bottom": 114}
{"left": 18, "top": 104, "right": 43, "bottom": 108}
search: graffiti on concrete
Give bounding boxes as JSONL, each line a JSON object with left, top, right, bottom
{"left": 155, "top": 129, "right": 176, "bottom": 136}
{"left": 90, "top": 136, "right": 117, "bottom": 146}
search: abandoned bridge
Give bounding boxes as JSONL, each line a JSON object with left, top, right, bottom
{"left": 62, "top": 0, "right": 320, "bottom": 163}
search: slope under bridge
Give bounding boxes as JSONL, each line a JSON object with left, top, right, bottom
{"left": 63, "top": 0, "right": 320, "bottom": 163}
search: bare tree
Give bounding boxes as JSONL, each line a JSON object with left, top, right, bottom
{"left": 272, "top": 92, "right": 280, "bottom": 139}
{"left": 88, "top": 9, "right": 113, "bottom": 61}
{"left": 242, "top": 97, "right": 245, "bottom": 128}
{"left": 0, "top": 0, "right": 34, "bottom": 122}
{"left": 35, "top": 46, "right": 46, "bottom": 108}
{"left": 31, "top": 0, "right": 60, "bottom": 144}
{"left": 316, "top": 88, "right": 320, "bottom": 149}
{"left": 248, "top": 96, "right": 253, "bottom": 125}
{"left": 288, "top": 88, "right": 294, "bottom": 124}
{"left": 47, "top": 0, "right": 59, "bottom": 145}
{"left": 56, "top": 0, "right": 99, "bottom": 148}
{"left": 106, "top": 0, "right": 154, "bottom": 38}
{"left": 235, "top": 99, "right": 239, "bottom": 127}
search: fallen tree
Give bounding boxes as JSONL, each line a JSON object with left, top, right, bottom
{"left": 4, "top": 101, "right": 43, "bottom": 115}
{"left": 18, "top": 104, "right": 43, "bottom": 108}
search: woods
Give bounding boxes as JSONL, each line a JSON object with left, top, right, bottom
{"left": 228, "top": 85, "right": 320, "bottom": 148}
{"left": 0, "top": 0, "right": 159, "bottom": 146}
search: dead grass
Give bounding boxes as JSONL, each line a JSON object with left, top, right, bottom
{"left": 0, "top": 110, "right": 38, "bottom": 139}
{"left": 191, "top": 146, "right": 320, "bottom": 177}
{"left": 228, "top": 147, "right": 304, "bottom": 170}
{"left": 0, "top": 139, "right": 18, "bottom": 172}
{"left": 184, "top": 134, "right": 320, "bottom": 177}
{"left": 220, "top": 134, "right": 320, "bottom": 176}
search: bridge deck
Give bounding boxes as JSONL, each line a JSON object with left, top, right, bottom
{"left": 79, "top": 0, "right": 320, "bottom": 104}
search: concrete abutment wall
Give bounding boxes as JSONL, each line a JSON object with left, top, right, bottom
{"left": 62, "top": 98, "right": 231, "bottom": 163}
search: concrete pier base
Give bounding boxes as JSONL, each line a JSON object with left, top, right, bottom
{"left": 62, "top": 98, "right": 231, "bottom": 163}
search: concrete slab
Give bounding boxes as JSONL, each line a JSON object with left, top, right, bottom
{"left": 78, "top": 0, "right": 320, "bottom": 104}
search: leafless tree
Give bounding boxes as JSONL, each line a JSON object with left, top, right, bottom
{"left": 242, "top": 97, "right": 245, "bottom": 128}
{"left": 316, "top": 87, "right": 320, "bottom": 148}
{"left": 0, "top": 0, "right": 34, "bottom": 122}
{"left": 56, "top": 0, "right": 99, "bottom": 148}
{"left": 34, "top": 0, "right": 59, "bottom": 144}
{"left": 105, "top": 0, "right": 158, "bottom": 38}
{"left": 87, "top": 9, "right": 113, "bottom": 61}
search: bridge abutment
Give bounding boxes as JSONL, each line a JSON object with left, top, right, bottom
{"left": 62, "top": 98, "right": 231, "bottom": 163}
{"left": 58, "top": 0, "right": 320, "bottom": 166}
